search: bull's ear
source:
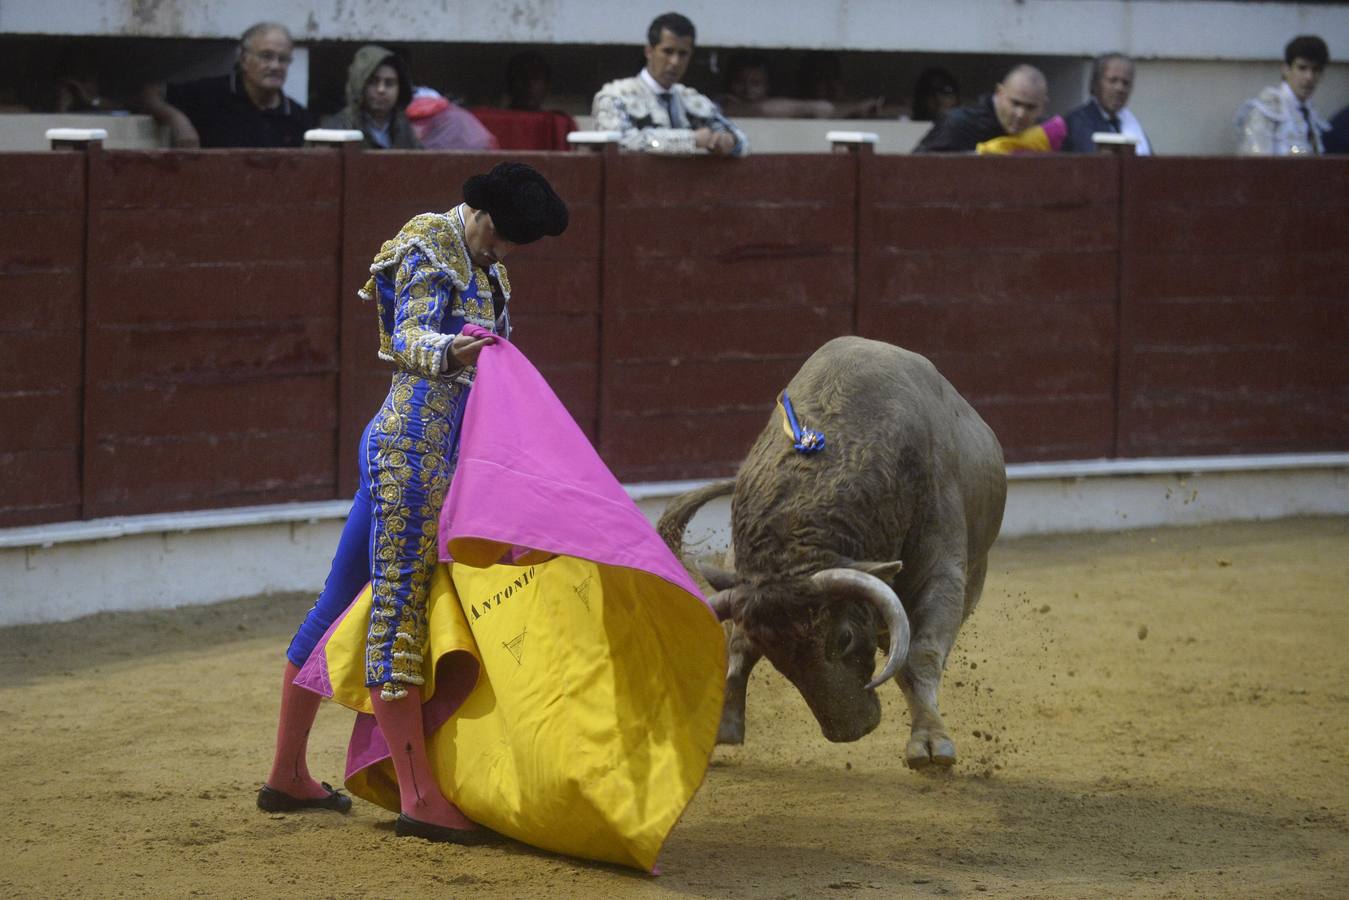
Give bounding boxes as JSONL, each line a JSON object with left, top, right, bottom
{"left": 848, "top": 560, "right": 904, "bottom": 582}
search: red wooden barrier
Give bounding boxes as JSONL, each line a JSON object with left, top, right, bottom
{"left": 81, "top": 151, "right": 343, "bottom": 517}
{"left": 600, "top": 154, "right": 858, "bottom": 481}
{"left": 2, "top": 150, "right": 1346, "bottom": 528}
{"left": 1118, "top": 157, "right": 1349, "bottom": 457}
{"left": 857, "top": 155, "right": 1122, "bottom": 462}
{"left": 336, "top": 151, "right": 603, "bottom": 496}
{"left": 0, "top": 153, "right": 86, "bottom": 527}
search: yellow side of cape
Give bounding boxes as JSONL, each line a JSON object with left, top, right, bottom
{"left": 322, "top": 556, "right": 726, "bottom": 871}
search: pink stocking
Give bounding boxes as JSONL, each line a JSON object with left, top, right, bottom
{"left": 369, "top": 685, "right": 476, "bottom": 829}
{"left": 263, "top": 661, "right": 330, "bottom": 799}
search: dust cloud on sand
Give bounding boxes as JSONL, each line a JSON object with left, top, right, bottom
{"left": 2, "top": 517, "right": 1346, "bottom": 898}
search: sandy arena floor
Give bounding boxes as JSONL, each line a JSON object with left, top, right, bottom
{"left": 2, "top": 516, "right": 1346, "bottom": 898}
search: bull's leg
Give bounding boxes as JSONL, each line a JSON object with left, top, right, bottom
{"left": 897, "top": 569, "right": 969, "bottom": 769}
{"left": 717, "top": 623, "right": 761, "bottom": 744}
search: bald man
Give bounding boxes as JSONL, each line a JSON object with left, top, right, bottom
{"left": 913, "top": 64, "right": 1048, "bottom": 153}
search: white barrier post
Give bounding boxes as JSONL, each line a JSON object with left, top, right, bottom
{"left": 1092, "top": 132, "right": 1139, "bottom": 156}
{"left": 827, "top": 130, "right": 879, "bottom": 155}
{"left": 46, "top": 127, "right": 108, "bottom": 152}
{"left": 303, "top": 128, "right": 364, "bottom": 149}
{"left": 568, "top": 130, "right": 622, "bottom": 156}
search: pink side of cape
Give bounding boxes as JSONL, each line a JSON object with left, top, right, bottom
{"left": 438, "top": 324, "right": 704, "bottom": 601}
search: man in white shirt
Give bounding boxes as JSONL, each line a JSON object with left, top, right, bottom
{"left": 1062, "top": 53, "right": 1152, "bottom": 155}
{"left": 591, "top": 12, "right": 749, "bottom": 157}
{"left": 1236, "top": 35, "right": 1331, "bottom": 156}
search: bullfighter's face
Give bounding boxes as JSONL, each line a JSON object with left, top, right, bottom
{"left": 462, "top": 208, "right": 519, "bottom": 269}
{"left": 645, "top": 29, "right": 694, "bottom": 90}
{"left": 1283, "top": 57, "right": 1324, "bottom": 102}
{"left": 744, "top": 586, "right": 884, "bottom": 743}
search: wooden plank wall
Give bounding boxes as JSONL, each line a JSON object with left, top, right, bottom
{"left": 1118, "top": 158, "right": 1349, "bottom": 456}
{"left": 858, "top": 155, "right": 1122, "bottom": 463}
{"left": 599, "top": 154, "right": 858, "bottom": 481}
{"left": 336, "top": 152, "right": 602, "bottom": 496}
{"left": 81, "top": 151, "right": 343, "bottom": 517}
{"left": 1, "top": 150, "right": 1345, "bottom": 528}
{"left": 0, "top": 153, "right": 86, "bottom": 527}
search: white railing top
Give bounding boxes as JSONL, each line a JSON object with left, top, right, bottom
{"left": 3, "top": 453, "right": 1345, "bottom": 550}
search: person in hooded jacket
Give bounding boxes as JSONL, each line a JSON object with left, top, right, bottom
{"left": 322, "top": 45, "right": 421, "bottom": 149}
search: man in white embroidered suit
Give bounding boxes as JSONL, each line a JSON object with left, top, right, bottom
{"left": 592, "top": 12, "right": 749, "bottom": 157}
{"left": 1236, "top": 35, "right": 1332, "bottom": 156}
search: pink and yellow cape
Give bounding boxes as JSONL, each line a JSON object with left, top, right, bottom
{"left": 295, "top": 326, "right": 726, "bottom": 871}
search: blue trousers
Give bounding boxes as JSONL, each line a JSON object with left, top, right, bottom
{"left": 285, "top": 375, "right": 466, "bottom": 697}
{"left": 286, "top": 422, "right": 376, "bottom": 669}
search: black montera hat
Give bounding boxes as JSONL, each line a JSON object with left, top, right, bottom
{"left": 462, "top": 162, "right": 569, "bottom": 245}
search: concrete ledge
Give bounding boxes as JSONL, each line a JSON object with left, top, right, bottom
{"left": 1, "top": 453, "right": 1345, "bottom": 627}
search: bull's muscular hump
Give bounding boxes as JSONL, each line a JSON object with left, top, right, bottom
{"left": 660, "top": 337, "right": 1006, "bottom": 768}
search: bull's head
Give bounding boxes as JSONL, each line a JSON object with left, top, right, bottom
{"left": 699, "top": 557, "right": 910, "bottom": 743}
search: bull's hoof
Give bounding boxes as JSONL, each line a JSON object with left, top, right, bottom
{"left": 905, "top": 734, "right": 957, "bottom": 769}
{"left": 717, "top": 716, "right": 746, "bottom": 745}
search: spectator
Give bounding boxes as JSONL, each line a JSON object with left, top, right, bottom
{"left": 591, "top": 12, "right": 748, "bottom": 156}
{"left": 463, "top": 51, "right": 578, "bottom": 151}
{"left": 49, "top": 46, "right": 125, "bottom": 114}
{"left": 1062, "top": 53, "right": 1153, "bottom": 155}
{"left": 1236, "top": 35, "right": 1331, "bottom": 156}
{"left": 140, "top": 22, "right": 313, "bottom": 148}
{"left": 912, "top": 64, "right": 1048, "bottom": 153}
{"left": 506, "top": 51, "right": 553, "bottom": 111}
{"left": 911, "top": 67, "right": 961, "bottom": 124}
{"left": 1325, "top": 104, "right": 1349, "bottom": 154}
{"left": 321, "top": 45, "right": 419, "bottom": 149}
{"left": 796, "top": 51, "right": 847, "bottom": 104}
{"left": 719, "top": 52, "right": 882, "bottom": 119}
{"left": 791, "top": 50, "right": 886, "bottom": 118}
{"left": 406, "top": 87, "right": 498, "bottom": 150}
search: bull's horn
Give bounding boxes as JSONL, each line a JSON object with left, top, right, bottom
{"left": 695, "top": 554, "right": 737, "bottom": 591}
{"left": 811, "top": 568, "right": 910, "bottom": 690}
{"left": 704, "top": 588, "right": 741, "bottom": 623}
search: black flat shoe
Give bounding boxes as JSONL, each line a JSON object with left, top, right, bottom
{"left": 257, "top": 781, "right": 353, "bottom": 814}
{"left": 394, "top": 813, "right": 500, "bottom": 845}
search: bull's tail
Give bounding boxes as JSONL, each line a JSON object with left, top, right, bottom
{"left": 656, "top": 479, "right": 737, "bottom": 558}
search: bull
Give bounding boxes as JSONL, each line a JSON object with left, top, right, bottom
{"left": 659, "top": 336, "right": 1006, "bottom": 768}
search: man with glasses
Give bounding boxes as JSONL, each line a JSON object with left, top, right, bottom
{"left": 141, "top": 22, "right": 314, "bottom": 148}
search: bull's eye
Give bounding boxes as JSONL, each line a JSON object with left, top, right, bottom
{"left": 835, "top": 626, "right": 854, "bottom": 657}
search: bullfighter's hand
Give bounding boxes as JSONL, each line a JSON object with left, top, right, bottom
{"left": 448, "top": 332, "right": 495, "bottom": 368}
{"left": 695, "top": 128, "right": 735, "bottom": 155}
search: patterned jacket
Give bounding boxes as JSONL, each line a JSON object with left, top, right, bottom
{"left": 592, "top": 74, "right": 749, "bottom": 156}
{"left": 1235, "top": 81, "right": 1330, "bottom": 156}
